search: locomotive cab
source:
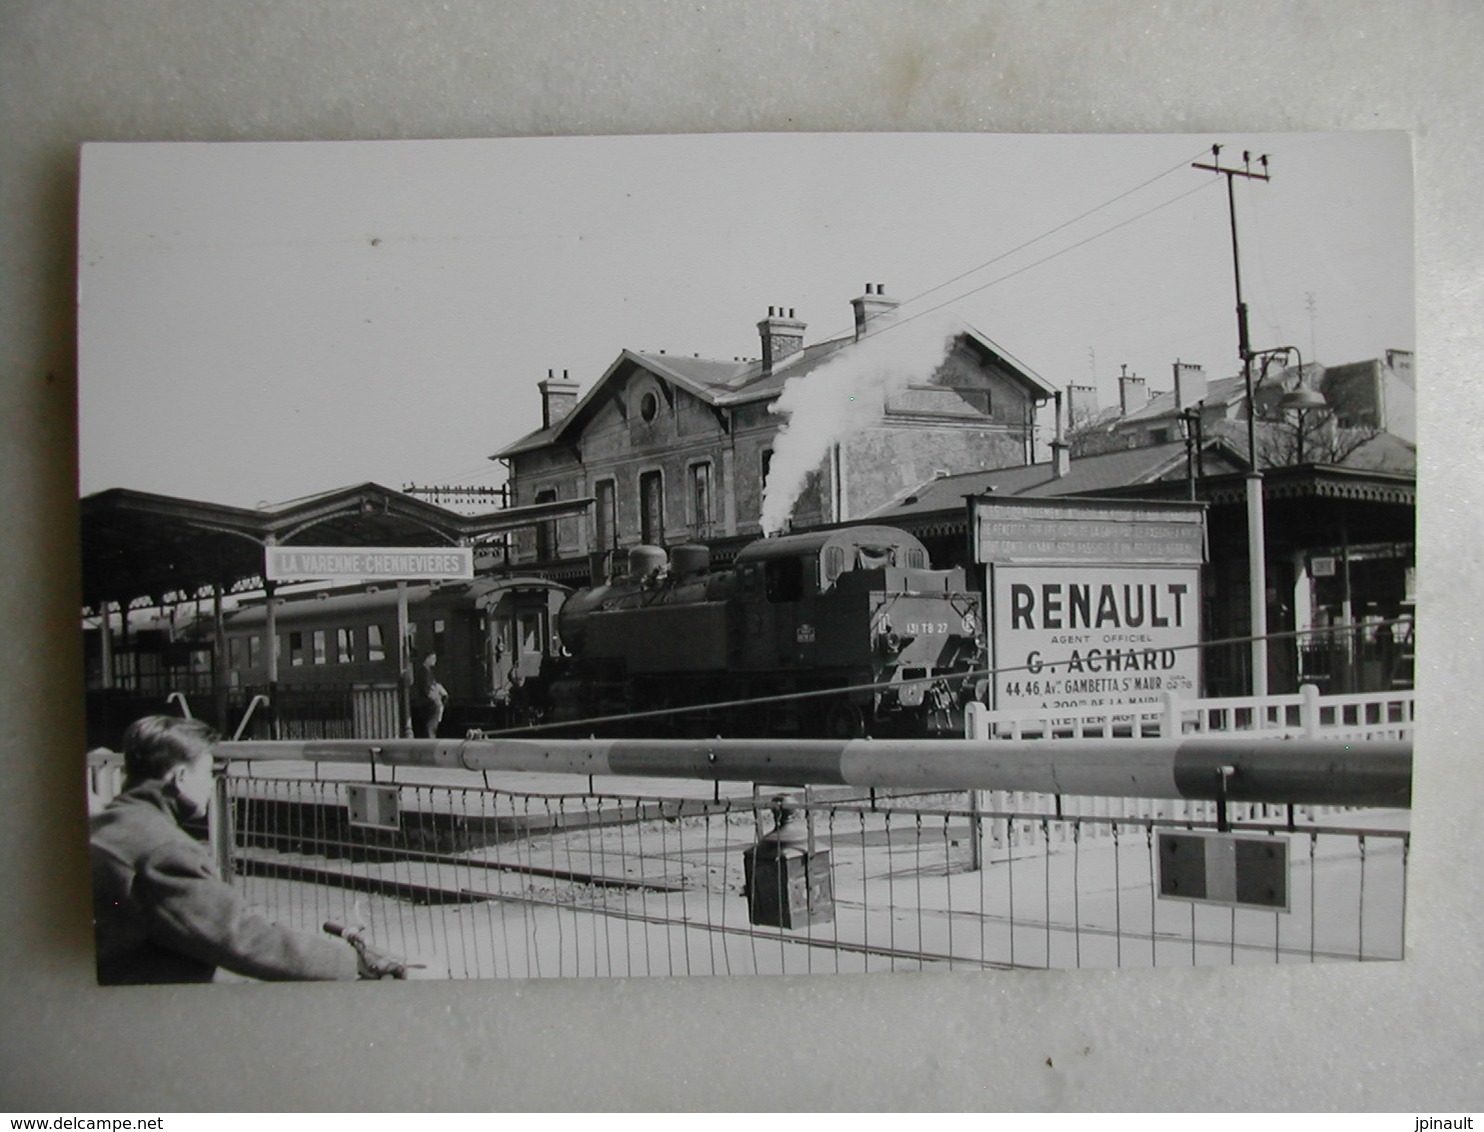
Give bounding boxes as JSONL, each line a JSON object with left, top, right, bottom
{"left": 730, "top": 527, "right": 983, "bottom": 735}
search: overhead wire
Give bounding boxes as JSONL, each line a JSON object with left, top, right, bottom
{"left": 896, "top": 145, "right": 1220, "bottom": 314}
{"left": 867, "top": 176, "right": 1223, "bottom": 377}
{"left": 442, "top": 143, "right": 1230, "bottom": 492}
{"left": 792, "top": 143, "right": 1223, "bottom": 374}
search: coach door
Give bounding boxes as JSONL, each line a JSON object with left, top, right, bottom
{"left": 486, "top": 607, "right": 516, "bottom": 697}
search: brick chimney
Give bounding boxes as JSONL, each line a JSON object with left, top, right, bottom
{"left": 1173, "top": 361, "right": 1207, "bottom": 410}
{"left": 758, "top": 306, "right": 806, "bottom": 377}
{"left": 1066, "top": 382, "right": 1098, "bottom": 426}
{"left": 538, "top": 369, "right": 580, "bottom": 429}
{"left": 1051, "top": 389, "right": 1071, "bottom": 479}
{"left": 850, "top": 283, "right": 899, "bottom": 341}
{"left": 1118, "top": 369, "right": 1147, "bottom": 417}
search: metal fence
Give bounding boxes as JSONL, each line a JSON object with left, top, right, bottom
{"left": 220, "top": 771, "right": 1407, "bottom": 977}
{"left": 972, "top": 686, "right": 1414, "bottom": 742}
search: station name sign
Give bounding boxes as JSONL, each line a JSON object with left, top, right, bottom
{"left": 265, "top": 546, "right": 474, "bottom": 583}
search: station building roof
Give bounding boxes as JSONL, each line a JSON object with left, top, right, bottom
{"left": 493, "top": 318, "right": 1059, "bottom": 461}
{"left": 80, "top": 482, "right": 591, "bottom": 614}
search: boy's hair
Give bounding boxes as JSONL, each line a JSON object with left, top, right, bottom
{"left": 121, "top": 715, "right": 220, "bottom": 783}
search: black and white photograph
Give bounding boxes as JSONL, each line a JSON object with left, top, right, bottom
{"left": 78, "top": 131, "right": 1415, "bottom": 984}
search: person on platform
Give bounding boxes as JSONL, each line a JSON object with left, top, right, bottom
{"left": 507, "top": 666, "right": 533, "bottom": 727}
{"left": 90, "top": 715, "right": 399, "bottom": 984}
{"left": 412, "top": 650, "right": 449, "bottom": 738}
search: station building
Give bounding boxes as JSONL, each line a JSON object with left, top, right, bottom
{"left": 492, "top": 284, "right": 1059, "bottom": 578}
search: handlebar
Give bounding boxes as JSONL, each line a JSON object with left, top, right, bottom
{"left": 323, "top": 920, "right": 424, "bottom": 979}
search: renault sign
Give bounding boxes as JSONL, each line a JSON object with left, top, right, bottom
{"left": 972, "top": 497, "right": 1206, "bottom": 713}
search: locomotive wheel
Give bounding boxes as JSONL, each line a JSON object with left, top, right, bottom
{"left": 823, "top": 701, "right": 866, "bottom": 740}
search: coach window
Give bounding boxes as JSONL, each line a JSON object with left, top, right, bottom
{"left": 229, "top": 638, "right": 245, "bottom": 670}
{"left": 433, "top": 618, "right": 446, "bottom": 657}
{"left": 823, "top": 545, "right": 846, "bottom": 584}
{"left": 248, "top": 636, "right": 261, "bottom": 668}
{"left": 518, "top": 611, "right": 543, "bottom": 654}
{"left": 288, "top": 631, "right": 305, "bottom": 667}
{"left": 337, "top": 627, "right": 356, "bottom": 664}
{"left": 312, "top": 630, "right": 327, "bottom": 665}
{"left": 367, "top": 624, "right": 386, "bottom": 663}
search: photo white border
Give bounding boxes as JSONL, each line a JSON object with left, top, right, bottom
{"left": 3, "top": 0, "right": 1478, "bottom": 1113}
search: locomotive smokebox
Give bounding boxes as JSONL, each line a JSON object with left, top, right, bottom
{"left": 743, "top": 798, "right": 834, "bottom": 929}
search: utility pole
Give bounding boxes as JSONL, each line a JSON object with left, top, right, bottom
{"left": 1193, "top": 144, "right": 1272, "bottom": 697}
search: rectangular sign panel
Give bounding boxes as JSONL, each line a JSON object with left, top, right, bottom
{"left": 990, "top": 564, "right": 1201, "bottom": 712}
{"left": 973, "top": 498, "right": 1206, "bottom": 565}
{"left": 265, "top": 545, "right": 474, "bottom": 582}
{"left": 1158, "top": 831, "right": 1290, "bottom": 911}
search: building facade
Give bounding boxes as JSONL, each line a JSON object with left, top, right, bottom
{"left": 493, "top": 285, "right": 1058, "bottom": 571}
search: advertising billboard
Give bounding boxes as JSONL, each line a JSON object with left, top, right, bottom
{"left": 972, "top": 496, "right": 1206, "bottom": 713}
{"left": 990, "top": 563, "right": 1201, "bottom": 711}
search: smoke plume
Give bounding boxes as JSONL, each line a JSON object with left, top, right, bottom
{"left": 760, "top": 312, "right": 960, "bottom": 535}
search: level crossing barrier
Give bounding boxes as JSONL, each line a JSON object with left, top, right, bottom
{"left": 84, "top": 687, "right": 1411, "bottom": 976}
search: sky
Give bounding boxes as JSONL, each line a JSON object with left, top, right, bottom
{"left": 77, "top": 132, "right": 1414, "bottom": 509}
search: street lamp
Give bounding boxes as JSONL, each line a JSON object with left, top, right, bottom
{"left": 1279, "top": 385, "right": 1328, "bottom": 464}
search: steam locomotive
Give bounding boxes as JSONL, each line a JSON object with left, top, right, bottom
{"left": 543, "top": 525, "right": 984, "bottom": 738}
{"left": 216, "top": 525, "right": 983, "bottom": 738}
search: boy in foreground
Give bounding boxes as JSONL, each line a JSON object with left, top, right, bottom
{"left": 91, "top": 715, "right": 403, "bottom": 984}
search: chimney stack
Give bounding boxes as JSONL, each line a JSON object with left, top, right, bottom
{"left": 1066, "top": 382, "right": 1098, "bottom": 427}
{"left": 758, "top": 306, "right": 806, "bottom": 377}
{"left": 538, "top": 368, "right": 580, "bottom": 429}
{"left": 1068, "top": 385, "right": 1104, "bottom": 430}
{"left": 1117, "top": 367, "right": 1147, "bottom": 417}
{"left": 851, "top": 282, "right": 900, "bottom": 341}
{"left": 1173, "top": 361, "right": 1208, "bottom": 410}
{"left": 1051, "top": 389, "right": 1071, "bottom": 479}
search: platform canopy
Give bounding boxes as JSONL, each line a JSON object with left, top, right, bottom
{"left": 80, "top": 482, "right": 591, "bottom": 614}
